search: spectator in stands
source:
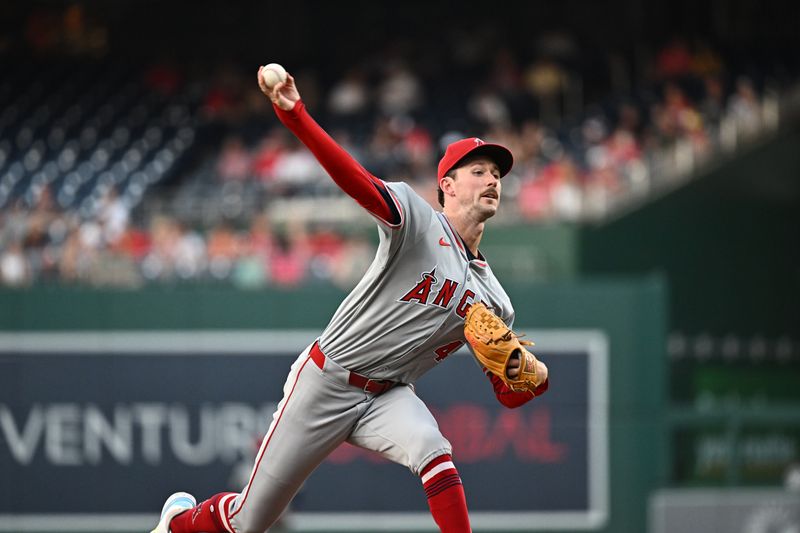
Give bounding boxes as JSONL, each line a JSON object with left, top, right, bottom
{"left": 206, "top": 221, "right": 241, "bottom": 280}
{"left": 113, "top": 224, "right": 151, "bottom": 263}
{"left": 377, "top": 61, "right": 423, "bottom": 116}
{"left": 469, "top": 84, "right": 512, "bottom": 129}
{"left": 97, "top": 186, "right": 130, "bottom": 245}
{"left": 728, "top": 76, "right": 763, "bottom": 139}
{"left": 251, "top": 129, "right": 289, "bottom": 184}
{"left": 700, "top": 75, "right": 726, "bottom": 129}
{"left": 0, "top": 241, "right": 30, "bottom": 286}
{"left": 365, "top": 116, "right": 407, "bottom": 178}
{"left": 141, "top": 215, "right": 180, "bottom": 281}
{"left": 599, "top": 103, "right": 646, "bottom": 190}
{"left": 202, "top": 66, "right": 248, "bottom": 124}
{"left": 244, "top": 212, "right": 276, "bottom": 261}
{"left": 327, "top": 67, "right": 371, "bottom": 125}
{"left": 517, "top": 177, "right": 552, "bottom": 221}
{"left": 655, "top": 37, "right": 693, "bottom": 80}
{"left": 306, "top": 225, "right": 346, "bottom": 283}
{"left": 58, "top": 219, "right": 92, "bottom": 282}
{"left": 524, "top": 56, "right": 569, "bottom": 126}
{"left": 217, "top": 136, "right": 252, "bottom": 182}
{"left": 172, "top": 221, "right": 207, "bottom": 280}
{"left": 230, "top": 212, "right": 275, "bottom": 288}
{"left": 489, "top": 48, "right": 529, "bottom": 118}
{"left": 271, "top": 137, "right": 328, "bottom": 195}
{"left": 649, "top": 82, "right": 707, "bottom": 152}
{"left": 518, "top": 140, "right": 576, "bottom": 221}
{"left": 1, "top": 201, "right": 28, "bottom": 251}
{"left": 690, "top": 40, "right": 724, "bottom": 79}
{"left": 547, "top": 154, "right": 584, "bottom": 221}
{"left": 268, "top": 220, "right": 310, "bottom": 287}
{"left": 517, "top": 120, "right": 545, "bottom": 164}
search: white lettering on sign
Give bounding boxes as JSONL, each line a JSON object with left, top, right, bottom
{"left": 133, "top": 403, "right": 167, "bottom": 464}
{"left": 46, "top": 405, "right": 81, "bottom": 465}
{"left": 0, "top": 402, "right": 276, "bottom": 466}
{"left": 170, "top": 405, "right": 216, "bottom": 465}
{"left": 85, "top": 404, "right": 132, "bottom": 465}
{"left": 0, "top": 404, "right": 43, "bottom": 464}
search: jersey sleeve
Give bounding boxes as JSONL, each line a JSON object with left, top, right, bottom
{"left": 273, "top": 101, "right": 401, "bottom": 226}
{"left": 486, "top": 371, "right": 549, "bottom": 408}
{"left": 381, "top": 181, "right": 437, "bottom": 242}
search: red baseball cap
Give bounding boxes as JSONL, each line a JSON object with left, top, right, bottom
{"left": 437, "top": 137, "right": 514, "bottom": 181}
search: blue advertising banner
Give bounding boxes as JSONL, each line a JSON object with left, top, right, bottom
{"left": 0, "top": 330, "right": 607, "bottom": 531}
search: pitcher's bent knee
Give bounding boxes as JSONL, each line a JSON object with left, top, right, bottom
{"left": 407, "top": 425, "right": 452, "bottom": 475}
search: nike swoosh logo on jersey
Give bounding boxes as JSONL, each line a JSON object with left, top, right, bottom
{"left": 439, "top": 237, "right": 451, "bottom": 247}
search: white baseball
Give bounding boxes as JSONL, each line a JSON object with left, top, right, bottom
{"left": 261, "top": 63, "right": 287, "bottom": 89}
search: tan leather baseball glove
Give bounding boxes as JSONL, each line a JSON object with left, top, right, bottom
{"left": 464, "top": 302, "right": 543, "bottom": 393}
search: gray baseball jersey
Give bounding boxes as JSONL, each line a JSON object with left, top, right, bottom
{"left": 320, "top": 181, "right": 514, "bottom": 383}
{"left": 226, "top": 180, "right": 515, "bottom": 533}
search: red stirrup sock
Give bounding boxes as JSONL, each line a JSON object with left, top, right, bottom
{"left": 420, "top": 454, "right": 471, "bottom": 533}
{"left": 168, "top": 492, "right": 236, "bottom": 533}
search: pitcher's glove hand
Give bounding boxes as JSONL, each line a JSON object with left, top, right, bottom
{"left": 464, "top": 302, "right": 545, "bottom": 393}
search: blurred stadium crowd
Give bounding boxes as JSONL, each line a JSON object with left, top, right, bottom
{"left": 0, "top": 2, "right": 796, "bottom": 287}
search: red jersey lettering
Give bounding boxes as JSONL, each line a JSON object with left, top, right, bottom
{"left": 455, "top": 289, "right": 476, "bottom": 318}
{"left": 432, "top": 279, "right": 459, "bottom": 308}
{"left": 434, "top": 340, "right": 464, "bottom": 362}
{"left": 399, "top": 269, "right": 438, "bottom": 305}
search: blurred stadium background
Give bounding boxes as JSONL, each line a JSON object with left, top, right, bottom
{"left": 0, "top": 0, "right": 798, "bottom": 532}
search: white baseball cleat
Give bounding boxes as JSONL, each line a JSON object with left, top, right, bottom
{"left": 151, "top": 491, "right": 197, "bottom": 533}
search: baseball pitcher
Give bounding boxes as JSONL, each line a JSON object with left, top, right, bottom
{"left": 152, "top": 65, "right": 549, "bottom": 533}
